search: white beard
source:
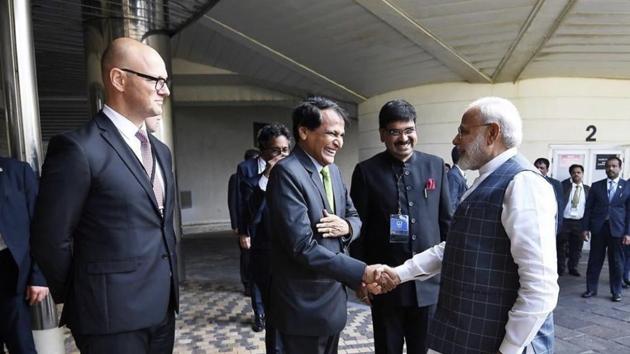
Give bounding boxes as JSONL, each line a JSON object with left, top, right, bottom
{"left": 458, "top": 134, "right": 487, "bottom": 171}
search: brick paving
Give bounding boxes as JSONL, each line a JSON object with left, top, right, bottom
{"left": 59, "top": 232, "right": 630, "bottom": 353}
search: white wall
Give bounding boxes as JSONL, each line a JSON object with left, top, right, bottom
{"left": 173, "top": 105, "right": 358, "bottom": 233}
{"left": 358, "top": 78, "right": 630, "bottom": 174}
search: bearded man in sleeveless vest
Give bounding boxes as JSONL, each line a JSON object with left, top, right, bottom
{"left": 379, "top": 97, "right": 559, "bottom": 354}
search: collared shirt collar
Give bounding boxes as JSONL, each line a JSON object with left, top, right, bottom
{"left": 608, "top": 176, "right": 621, "bottom": 184}
{"left": 305, "top": 152, "right": 324, "bottom": 174}
{"left": 103, "top": 105, "right": 147, "bottom": 138}
{"left": 454, "top": 164, "right": 464, "bottom": 175}
{"left": 478, "top": 147, "right": 518, "bottom": 177}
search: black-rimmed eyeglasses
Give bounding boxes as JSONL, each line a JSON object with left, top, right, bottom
{"left": 120, "top": 68, "right": 170, "bottom": 91}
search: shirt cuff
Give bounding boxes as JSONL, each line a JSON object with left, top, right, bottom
{"left": 394, "top": 264, "right": 416, "bottom": 283}
{"left": 258, "top": 175, "right": 269, "bottom": 191}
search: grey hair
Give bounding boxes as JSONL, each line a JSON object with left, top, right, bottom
{"left": 466, "top": 97, "right": 523, "bottom": 148}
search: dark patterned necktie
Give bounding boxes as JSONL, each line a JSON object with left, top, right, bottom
{"left": 135, "top": 130, "right": 164, "bottom": 213}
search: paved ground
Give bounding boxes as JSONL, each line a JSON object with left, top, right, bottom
{"left": 60, "top": 231, "right": 630, "bottom": 353}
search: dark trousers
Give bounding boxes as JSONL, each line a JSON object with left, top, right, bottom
{"left": 72, "top": 310, "right": 175, "bottom": 354}
{"left": 280, "top": 332, "right": 340, "bottom": 354}
{"left": 586, "top": 222, "right": 625, "bottom": 295}
{"left": 252, "top": 250, "right": 282, "bottom": 353}
{"left": 0, "top": 249, "right": 37, "bottom": 354}
{"left": 371, "top": 303, "right": 435, "bottom": 354}
{"left": 557, "top": 218, "right": 585, "bottom": 273}
{"left": 239, "top": 245, "right": 251, "bottom": 292}
{"left": 625, "top": 245, "right": 630, "bottom": 282}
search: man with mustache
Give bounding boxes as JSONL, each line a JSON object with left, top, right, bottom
{"left": 349, "top": 99, "right": 451, "bottom": 354}
{"left": 581, "top": 156, "right": 630, "bottom": 302}
{"left": 31, "top": 38, "right": 178, "bottom": 353}
{"left": 378, "top": 97, "right": 558, "bottom": 354}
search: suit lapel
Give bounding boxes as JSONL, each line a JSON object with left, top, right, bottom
{"left": 95, "top": 113, "right": 161, "bottom": 214}
{"left": 332, "top": 166, "right": 344, "bottom": 217}
{"left": 294, "top": 147, "right": 331, "bottom": 212}
{"left": 0, "top": 159, "right": 7, "bottom": 216}
{"left": 151, "top": 135, "right": 171, "bottom": 216}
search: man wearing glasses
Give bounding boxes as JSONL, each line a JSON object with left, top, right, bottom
{"left": 349, "top": 99, "right": 452, "bottom": 354}
{"left": 31, "top": 37, "right": 178, "bottom": 353}
{"left": 237, "top": 123, "right": 291, "bottom": 352}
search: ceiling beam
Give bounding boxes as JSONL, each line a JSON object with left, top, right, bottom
{"left": 355, "top": 0, "right": 491, "bottom": 83}
{"left": 512, "top": 0, "right": 577, "bottom": 82}
{"left": 493, "top": 0, "right": 577, "bottom": 82}
{"left": 198, "top": 15, "right": 368, "bottom": 102}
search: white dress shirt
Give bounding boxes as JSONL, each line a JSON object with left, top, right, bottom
{"left": 395, "top": 148, "right": 559, "bottom": 354}
{"left": 563, "top": 182, "right": 586, "bottom": 219}
{"left": 0, "top": 233, "right": 6, "bottom": 251}
{"left": 103, "top": 105, "right": 165, "bottom": 199}
{"left": 257, "top": 157, "right": 269, "bottom": 191}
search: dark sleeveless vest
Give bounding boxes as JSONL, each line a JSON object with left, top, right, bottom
{"left": 428, "top": 155, "right": 554, "bottom": 354}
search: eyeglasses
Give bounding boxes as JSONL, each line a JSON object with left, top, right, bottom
{"left": 120, "top": 68, "right": 170, "bottom": 91}
{"left": 456, "top": 123, "right": 492, "bottom": 139}
{"left": 386, "top": 127, "right": 416, "bottom": 136}
{"left": 265, "top": 147, "right": 290, "bottom": 157}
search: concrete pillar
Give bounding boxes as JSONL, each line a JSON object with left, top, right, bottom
{"left": 82, "top": 0, "right": 185, "bottom": 281}
{"left": 0, "top": 0, "right": 65, "bottom": 352}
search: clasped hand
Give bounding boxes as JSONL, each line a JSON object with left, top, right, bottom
{"left": 316, "top": 210, "right": 349, "bottom": 237}
{"left": 358, "top": 264, "right": 401, "bottom": 305}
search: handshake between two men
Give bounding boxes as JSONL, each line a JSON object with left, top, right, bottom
{"left": 359, "top": 265, "right": 401, "bottom": 305}
{"left": 315, "top": 211, "right": 402, "bottom": 304}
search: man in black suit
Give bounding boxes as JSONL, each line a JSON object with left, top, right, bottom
{"left": 267, "top": 96, "right": 382, "bottom": 354}
{"left": 558, "top": 164, "right": 590, "bottom": 276}
{"left": 229, "top": 148, "right": 259, "bottom": 296}
{"left": 535, "top": 157, "right": 564, "bottom": 232}
{"left": 31, "top": 38, "right": 178, "bottom": 353}
{"left": 238, "top": 123, "right": 291, "bottom": 351}
{"left": 350, "top": 99, "right": 451, "bottom": 354}
{"left": 0, "top": 157, "right": 49, "bottom": 353}
{"left": 581, "top": 156, "right": 630, "bottom": 302}
{"left": 447, "top": 146, "right": 467, "bottom": 213}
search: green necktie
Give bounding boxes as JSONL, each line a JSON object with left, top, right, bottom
{"left": 571, "top": 185, "right": 581, "bottom": 208}
{"left": 321, "top": 166, "right": 335, "bottom": 213}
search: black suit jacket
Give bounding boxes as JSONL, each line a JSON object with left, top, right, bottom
{"left": 228, "top": 173, "right": 239, "bottom": 231}
{"left": 546, "top": 176, "right": 564, "bottom": 231}
{"left": 582, "top": 178, "right": 630, "bottom": 237}
{"left": 237, "top": 158, "right": 270, "bottom": 250}
{"left": 447, "top": 165, "right": 467, "bottom": 213}
{"left": 31, "top": 112, "right": 179, "bottom": 335}
{"left": 561, "top": 179, "right": 590, "bottom": 218}
{"left": 350, "top": 151, "right": 451, "bottom": 307}
{"left": 267, "top": 146, "right": 365, "bottom": 336}
{"left": 0, "top": 157, "right": 46, "bottom": 293}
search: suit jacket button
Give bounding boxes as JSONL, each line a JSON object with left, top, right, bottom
{"left": 412, "top": 234, "right": 417, "bottom": 241}
{"left": 411, "top": 218, "right": 416, "bottom": 223}
{"left": 161, "top": 254, "right": 168, "bottom": 260}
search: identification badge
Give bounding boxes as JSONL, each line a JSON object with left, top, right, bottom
{"left": 390, "top": 214, "right": 409, "bottom": 243}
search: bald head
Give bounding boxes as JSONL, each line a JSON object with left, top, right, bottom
{"left": 100, "top": 37, "right": 170, "bottom": 126}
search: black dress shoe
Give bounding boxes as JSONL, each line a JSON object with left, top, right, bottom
{"left": 612, "top": 294, "right": 622, "bottom": 302}
{"left": 624, "top": 279, "right": 630, "bottom": 286}
{"left": 623, "top": 283, "right": 629, "bottom": 289}
{"left": 569, "top": 269, "right": 581, "bottom": 276}
{"left": 582, "top": 290, "right": 597, "bottom": 298}
{"left": 252, "top": 315, "right": 265, "bottom": 332}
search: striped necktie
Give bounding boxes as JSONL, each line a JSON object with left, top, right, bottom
{"left": 135, "top": 130, "right": 165, "bottom": 214}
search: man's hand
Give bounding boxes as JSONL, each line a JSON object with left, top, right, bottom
{"left": 356, "top": 286, "right": 373, "bottom": 305}
{"left": 377, "top": 265, "right": 401, "bottom": 293}
{"left": 263, "top": 154, "right": 286, "bottom": 177}
{"left": 362, "top": 264, "right": 382, "bottom": 284}
{"left": 26, "top": 286, "right": 49, "bottom": 305}
{"left": 582, "top": 231, "right": 591, "bottom": 241}
{"left": 316, "top": 210, "right": 350, "bottom": 238}
{"left": 239, "top": 235, "right": 251, "bottom": 249}
{"left": 623, "top": 235, "right": 630, "bottom": 246}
